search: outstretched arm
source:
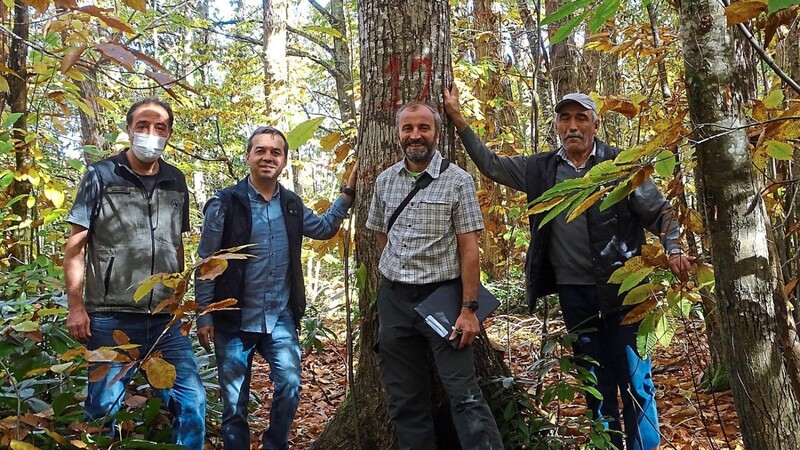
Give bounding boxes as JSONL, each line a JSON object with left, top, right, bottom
{"left": 443, "top": 85, "right": 529, "bottom": 192}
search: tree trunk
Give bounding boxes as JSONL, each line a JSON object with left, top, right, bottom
{"left": 7, "top": 0, "right": 31, "bottom": 267}
{"left": 78, "top": 68, "right": 110, "bottom": 163}
{"left": 471, "top": 0, "right": 518, "bottom": 280}
{"left": 329, "top": 0, "right": 356, "bottom": 126}
{"left": 311, "top": 2, "right": 506, "bottom": 448}
{"left": 681, "top": 1, "right": 800, "bottom": 447}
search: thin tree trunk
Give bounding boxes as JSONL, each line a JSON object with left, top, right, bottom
{"left": 681, "top": 0, "right": 800, "bottom": 446}
{"left": 472, "top": 0, "right": 518, "bottom": 280}
{"left": 78, "top": 68, "right": 110, "bottom": 163}
{"left": 7, "top": 0, "right": 31, "bottom": 267}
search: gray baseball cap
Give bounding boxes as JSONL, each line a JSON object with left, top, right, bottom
{"left": 555, "top": 93, "right": 597, "bottom": 113}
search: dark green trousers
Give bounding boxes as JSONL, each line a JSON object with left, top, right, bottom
{"left": 376, "top": 278, "right": 504, "bottom": 450}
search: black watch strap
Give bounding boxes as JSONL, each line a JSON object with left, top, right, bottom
{"left": 462, "top": 300, "right": 479, "bottom": 312}
{"left": 341, "top": 186, "right": 356, "bottom": 198}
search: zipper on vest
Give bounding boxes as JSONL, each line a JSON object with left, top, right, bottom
{"left": 147, "top": 191, "right": 156, "bottom": 313}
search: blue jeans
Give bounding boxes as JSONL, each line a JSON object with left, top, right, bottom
{"left": 558, "top": 285, "right": 660, "bottom": 450}
{"left": 85, "top": 312, "right": 206, "bottom": 450}
{"left": 215, "top": 313, "right": 301, "bottom": 450}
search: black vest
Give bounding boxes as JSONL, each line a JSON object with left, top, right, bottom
{"left": 207, "top": 177, "right": 306, "bottom": 329}
{"left": 523, "top": 139, "right": 646, "bottom": 314}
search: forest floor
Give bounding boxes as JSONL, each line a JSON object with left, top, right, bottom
{"left": 238, "top": 313, "right": 743, "bottom": 450}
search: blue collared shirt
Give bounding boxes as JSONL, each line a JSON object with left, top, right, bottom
{"left": 196, "top": 178, "right": 351, "bottom": 332}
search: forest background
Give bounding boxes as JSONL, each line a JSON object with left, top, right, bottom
{"left": 1, "top": 0, "right": 800, "bottom": 448}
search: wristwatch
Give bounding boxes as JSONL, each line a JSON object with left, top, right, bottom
{"left": 668, "top": 248, "right": 683, "bottom": 256}
{"left": 341, "top": 186, "right": 356, "bottom": 198}
{"left": 462, "top": 300, "right": 479, "bottom": 312}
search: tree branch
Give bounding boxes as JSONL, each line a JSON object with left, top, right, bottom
{"left": 287, "top": 25, "right": 333, "bottom": 55}
{"left": 736, "top": 24, "right": 800, "bottom": 95}
{"left": 287, "top": 48, "right": 345, "bottom": 81}
{"left": 307, "top": 0, "right": 337, "bottom": 25}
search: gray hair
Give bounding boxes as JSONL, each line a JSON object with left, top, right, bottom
{"left": 554, "top": 108, "right": 600, "bottom": 125}
{"left": 395, "top": 102, "right": 442, "bottom": 136}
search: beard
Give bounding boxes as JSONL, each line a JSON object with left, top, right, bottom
{"left": 401, "top": 138, "right": 436, "bottom": 164}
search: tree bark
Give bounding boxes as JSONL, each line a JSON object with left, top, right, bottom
{"left": 78, "top": 68, "right": 110, "bottom": 163}
{"left": 471, "top": 0, "right": 519, "bottom": 280}
{"left": 311, "top": 2, "right": 506, "bottom": 448}
{"left": 7, "top": 0, "right": 31, "bottom": 267}
{"left": 681, "top": 0, "right": 800, "bottom": 447}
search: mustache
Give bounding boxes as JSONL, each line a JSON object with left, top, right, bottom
{"left": 565, "top": 132, "right": 583, "bottom": 139}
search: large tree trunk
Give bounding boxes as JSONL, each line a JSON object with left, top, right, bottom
{"left": 7, "top": 0, "right": 31, "bottom": 267}
{"left": 681, "top": 0, "right": 800, "bottom": 447}
{"left": 78, "top": 68, "right": 110, "bottom": 163}
{"left": 311, "top": 2, "right": 506, "bottom": 449}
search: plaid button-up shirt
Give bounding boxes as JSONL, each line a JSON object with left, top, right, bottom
{"left": 366, "top": 150, "right": 484, "bottom": 284}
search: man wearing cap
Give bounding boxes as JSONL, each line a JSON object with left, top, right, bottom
{"left": 444, "top": 87, "right": 693, "bottom": 450}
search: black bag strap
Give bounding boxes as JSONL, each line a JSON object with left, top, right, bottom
{"left": 387, "top": 159, "right": 450, "bottom": 233}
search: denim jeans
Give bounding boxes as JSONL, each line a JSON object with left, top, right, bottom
{"left": 214, "top": 313, "right": 301, "bottom": 450}
{"left": 85, "top": 312, "right": 206, "bottom": 450}
{"left": 376, "top": 279, "right": 504, "bottom": 450}
{"left": 558, "top": 285, "right": 660, "bottom": 450}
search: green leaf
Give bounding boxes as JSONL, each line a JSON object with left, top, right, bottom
{"left": 550, "top": 10, "right": 590, "bottom": 45}
{"left": 599, "top": 177, "right": 633, "bottom": 211}
{"left": 532, "top": 177, "right": 593, "bottom": 203}
{"left": 763, "top": 90, "right": 785, "bottom": 108}
{"left": 618, "top": 268, "right": 655, "bottom": 294}
{"left": 654, "top": 149, "right": 677, "bottom": 177}
{"left": 67, "top": 158, "right": 85, "bottom": 172}
{"left": 286, "top": 117, "right": 325, "bottom": 150}
{"left": 2, "top": 112, "right": 22, "bottom": 128}
{"left": 306, "top": 25, "right": 343, "bottom": 39}
{"left": 587, "top": 0, "right": 621, "bottom": 33}
{"left": 541, "top": 0, "right": 593, "bottom": 26}
{"left": 539, "top": 190, "right": 585, "bottom": 229}
{"left": 696, "top": 263, "right": 715, "bottom": 288}
{"left": 769, "top": 0, "right": 800, "bottom": 13}
{"left": 765, "top": 140, "right": 794, "bottom": 160}
{"left": 355, "top": 263, "right": 368, "bottom": 291}
{"left": 0, "top": 171, "right": 13, "bottom": 189}
{"left": 655, "top": 312, "right": 676, "bottom": 348}
{"left": 636, "top": 314, "right": 658, "bottom": 356}
{"left": 622, "top": 282, "right": 658, "bottom": 305}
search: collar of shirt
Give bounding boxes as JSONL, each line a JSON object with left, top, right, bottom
{"left": 246, "top": 176, "right": 280, "bottom": 202}
{"left": 557, "top": 141, "right": 597, "bottom": 170}
{"left": 392, "top": 149, "right": 445, "bottom": 179}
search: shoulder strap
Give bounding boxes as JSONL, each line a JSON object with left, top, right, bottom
{"left": 386, "top": 159, "right": 450, "bottom": 233}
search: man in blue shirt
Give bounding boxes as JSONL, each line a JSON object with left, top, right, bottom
{"left": 195, "top": 126, "right": 356, "bottom": 450}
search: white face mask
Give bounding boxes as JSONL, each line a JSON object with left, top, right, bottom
{"left": 130, "top": 132, "right": 167, "bottom": 163}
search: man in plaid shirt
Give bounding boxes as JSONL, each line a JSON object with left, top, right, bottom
{"left": 366, "top": 101, "right": 503, "bottom": 450}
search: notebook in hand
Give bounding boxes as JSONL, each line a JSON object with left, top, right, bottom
{"left": 414, "top": 281, "right": 500, "bottom": 349}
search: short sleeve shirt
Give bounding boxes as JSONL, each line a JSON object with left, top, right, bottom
{"left": 366, "top": 151, "right": 483, "bottom": 284}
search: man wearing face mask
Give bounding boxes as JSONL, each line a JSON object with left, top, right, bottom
{"left": 64, "top": 97, "right": 206, "bottom": 448}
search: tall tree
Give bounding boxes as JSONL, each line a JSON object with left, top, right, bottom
{"left": 681, "top": 0, "right": 800, "bottom": 447}
{"left": 471, "top": 0, "right": 520, "bottom": 279}
{"left": 6, "top": 0, "right": 31, "bottom": 267}
{"left": 311, "top": 1, "right": 506, "bottom": 448}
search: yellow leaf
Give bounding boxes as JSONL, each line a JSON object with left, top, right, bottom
{"left": 50, "top": 362, "right": 73, "bottom": 374}
{"left": 725, "top": 0, "right": 768, "bottom": 26}
{"left": 44, "top": 186, "right": 65, "bottom": 208}
{"left": 95, "top": 98, "right": 117, "bottom": 111}
{"left": 33, "top": 61, "right": 48, "bottom": 75}
{"left": 0, "top": 75, "right": 8, "bottom": 92}
{"left": 133, "top": 274, "right": 163, "bottom": 302}
{"left": 623, "top": 283, "right": 659, "bottom": 306}
{"left": 43, "top": 429, "right": 68, "bottom": 446}
{"left": 685, "top": 208, "right": 704, "bottom": 234}
{"left": 26, "top": 195, "right": 36, "bottom": 209}
{"left": 86, "top": 347, "right": 119, "bottom": 363}
{"left": 10, "top": 440, "right": 40, "bottom": 450}
{"left": 641, "top": 243, "right": 668, "bottom": 267}
{"left": 333, "top": 143, "right": 352, "bottom": 164}
{"left": 142, "top": 355, "right": 176, "bottom": 389}
{"left": 566, "top": 186, "right": 612, "bottom": 222}
{"left": 199, "top": 298, "right": 239, "bottom": 315}
{"left": 320, "top": 132, "right": 342, "bottom": 151}
{"left": 528, "top": 196, "right": 564, "bottom": 215}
